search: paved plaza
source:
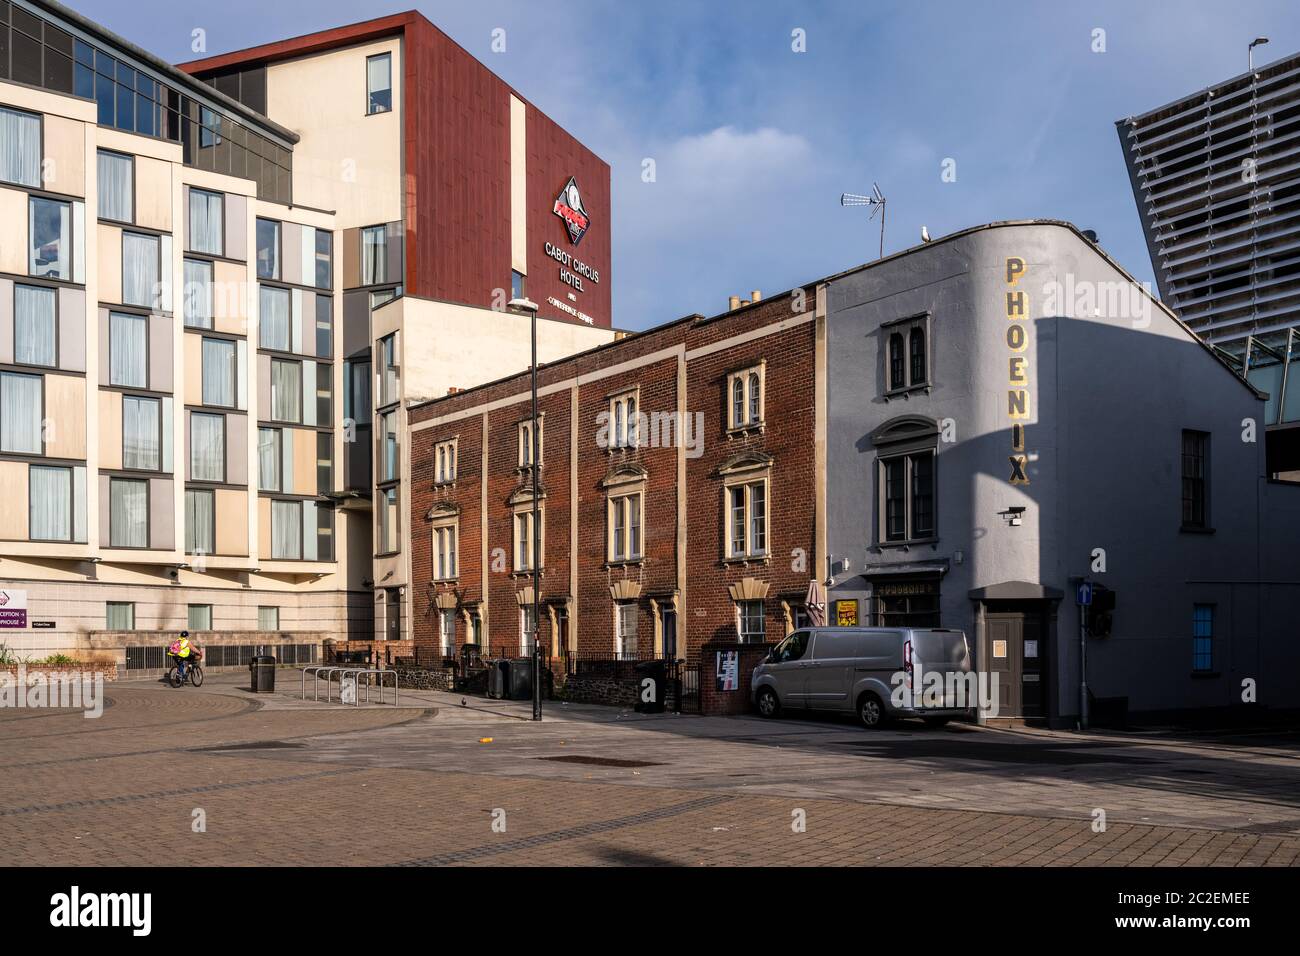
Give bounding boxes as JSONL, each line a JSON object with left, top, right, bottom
{"left": 2, "top": 672, "right": 1299, "bottom": 866}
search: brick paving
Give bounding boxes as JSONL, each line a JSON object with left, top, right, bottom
{"left": 1, "top": 675, "right": 1298, "bottom": 866}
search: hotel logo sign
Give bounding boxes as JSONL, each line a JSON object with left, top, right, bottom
{"left": 552, "top": 176, "right": 591, "bottom": 246}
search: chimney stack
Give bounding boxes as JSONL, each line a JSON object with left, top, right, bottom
{"left": 728, "top": 295, "right": 741, "bottom": 311}
{"left": 751, "top": 290, "right": 762, "bottom": 302}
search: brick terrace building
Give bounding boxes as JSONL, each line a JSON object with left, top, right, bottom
{"left": 406, "top": 286, "right": 827, "bottom": 660}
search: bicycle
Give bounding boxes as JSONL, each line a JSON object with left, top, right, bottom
{"left": 166, "top": 648, "right": 205, "bottom": 688}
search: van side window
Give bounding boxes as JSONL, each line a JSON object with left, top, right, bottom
{"left": 773, "top": 630, "right": 810, "bottom": 663}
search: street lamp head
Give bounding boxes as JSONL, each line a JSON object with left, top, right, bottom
{"left": 1250, "top": 36, "right": 1270, "bottom": 48}
{"left": 508, "top": 296, "right": 539, "bottom": 314}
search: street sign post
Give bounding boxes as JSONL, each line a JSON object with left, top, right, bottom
{"left": 1076, "top": 581, "right": 1093, "bottom": 606}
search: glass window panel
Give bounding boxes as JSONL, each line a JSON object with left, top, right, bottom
{"left": 185, "top": 488, "right": 214, "bottom": 554}
{"left": 270, "top": 359, "right": 301, "bottom": 422}
{"left": 14, "top": 284, "right": 56, "bottom": 367}
{"left": 315, "top": 295, "right": 332, "bottom": 357}
{"left": 258, "top": 606, "right": 279, "bottom": 630}
{"left": 0, "top": 371, "right": 42, "bottom": 453}
{"left": 183, "top": 259, "right": 213, "bottom": 328}
{"left": 258, "top": 285, "right": 289, "bottom": 350}
{"left": 121, "top": 232, "right": 159, "bottom": 308}
{"left": 0, "top": 106, "right": 40, "bottom": 187}
{"left": 122, "top": 396, "right": 160, "bottom": 470}
{"left": 109, "top": 312, "right": 147, "bottom": 387}
{"left": 97, "top": 150, "right": 133, "bottom": 222}
{"left": 29, "top": 465, "right": 71, "bottom": 541}
{"left": 109, "top": 478, "right": 148, "bottom": 548}
{"left": 201, "top": 337, "right": 235, "bottom": 407}
{"left": 188, "top": 188, "right": 223, "bottom": 254}
{"left": 362, "top": 226, "right": 386, "bottom": 285}
{"left": 187, "top": 604, "right": 212, "bottom": 630}
{"left": 258, "top": 427, "right": 280, "bottom": 491}
{"left": 366, "top": 53, "right": 391, "bottom": 114}
{"left": 106, "top": 602, "right": 135, "bottom": 630}
{"left": 29, "top": 197, "right": 71, "bottom": 280}
{"left": 272, "top": 499, "right": 302, "bottom": 559}
{"left": 189, "top": 412, "right": 224, "bottom": 482}
{"left": 256, "top": 218, "right": 280, "bottom": 279}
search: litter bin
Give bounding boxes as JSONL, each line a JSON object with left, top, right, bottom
{"left": 634, "top": 660, "right": 667, "bottom": 713}
{"left": 250, "top": 655, "right": 277, "bottom": 693}
{"left": 505, "top": 658, "right": 534, "bottom": 701}
{"left": 487, "top": 659, "right": 508, "bottom": 699}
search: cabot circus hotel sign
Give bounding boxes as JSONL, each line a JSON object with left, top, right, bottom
{"left": 543, "top": 177, "right": 601, "bottom": 325}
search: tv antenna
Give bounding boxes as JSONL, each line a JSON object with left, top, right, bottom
{"left": 841, "top": 183, "right": 886, "bottom": 259}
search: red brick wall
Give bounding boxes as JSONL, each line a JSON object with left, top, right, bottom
{"left": 408, "top": 290, "right": 819, "bottom": 662}
{"left": 699, "top": 642, "right": 774, "bottom": 715}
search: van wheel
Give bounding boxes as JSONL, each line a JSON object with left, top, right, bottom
{"left": 858, "top": 692, "right": 887, "bottom": 729}
{"left": 756, "top": 688, "right": 781, "bottom": 718}
{"left": 922, "top": 716, "right": 951, "bottom": 728}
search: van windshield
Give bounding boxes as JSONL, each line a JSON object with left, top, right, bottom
{"left": 912, "top": 631, "right": 970, "bottom": 667}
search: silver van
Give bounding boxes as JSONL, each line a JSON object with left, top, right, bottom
{"left": 751, "top": 627, "right": 973, "bottom": 728}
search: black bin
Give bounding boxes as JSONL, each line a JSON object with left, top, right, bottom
{"left": 505, "top": 658, "right": 534, "bottom": 701}
{"left": 487, "top": 659, "right": 508, "bottom": 700}
{"left": 634, "top": 660, "right": 667, "bottom": 713}
{"left": 250, "top": 655, "right": 277, "bottom": 693}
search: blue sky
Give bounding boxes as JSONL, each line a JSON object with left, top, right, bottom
{"left": 77, "top": 0, "right": 1300, "bottom": 330}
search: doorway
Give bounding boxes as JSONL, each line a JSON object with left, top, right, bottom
{"left": 984, "top": 606, "right": 1046, "bottom": 722}
{"left": 662, "top": 609, "right": 678, "bottom": 659}
{"left": 385, "top": 589, "right": 401, "bottom": 642}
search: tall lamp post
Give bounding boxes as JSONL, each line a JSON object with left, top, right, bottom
{"left": 509, "top": 295, "right": 543, "bottom": 721}
{"left": 1249, "top": 36, "right": 1269, "bottom": 71}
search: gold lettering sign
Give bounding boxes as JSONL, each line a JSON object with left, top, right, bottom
{"left": 835, "top": 600, "right": 859, "bottom": 626}
{"left": 1004, "top": 256, "right": 1031, "bottom": 484}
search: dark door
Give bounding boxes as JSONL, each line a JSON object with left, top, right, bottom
{"left": 385, "top": 589, "right": 401, "bottom": 641}
{"left": 662, "top": 610, "right": 677, "bottom": 659}
{"left": 985, "top": 613, "right": 1022, "bottom": 718}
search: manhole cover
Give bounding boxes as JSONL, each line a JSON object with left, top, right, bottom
{"left": 537, "top": 755, "right": 663, "bottom": 768}
{"left": 190, "top": 740, "right": 306, "bottom": 752}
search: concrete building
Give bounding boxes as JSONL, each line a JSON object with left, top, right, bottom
{"left": 408, "top": 221, "right": 1300, "bottom": 724}
{"left": 1117, "top": 50, "right": 1300, "bottom": 477}
{"left": 0, "top": 1, "right": 613, "bottom": 666}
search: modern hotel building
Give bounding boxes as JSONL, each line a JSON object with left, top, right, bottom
{"left": 0, "top": 1, "right": 614, "bottom": 659}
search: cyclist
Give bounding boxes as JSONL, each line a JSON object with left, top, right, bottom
{"left": 168, "top": 631, "right": 194, "bottom": 683}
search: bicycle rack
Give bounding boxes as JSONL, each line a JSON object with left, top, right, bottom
{"left": 300, "top": 666, "right": 399, "bottom": 706}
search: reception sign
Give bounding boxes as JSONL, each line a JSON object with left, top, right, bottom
{"left": 0, "top": 590, "right": 29, "bottom": 628}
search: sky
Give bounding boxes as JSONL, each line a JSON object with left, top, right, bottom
{"left": 76, "top": 0, "right": 1300, "bottom": 331}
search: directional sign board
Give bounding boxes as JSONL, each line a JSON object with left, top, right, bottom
{"left": 1076, "top": 581, "right": 1093, "bottom": 607}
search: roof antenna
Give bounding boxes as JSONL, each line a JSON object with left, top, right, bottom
{"left": 840, "top": 183, "right": 887, "bottom": 259}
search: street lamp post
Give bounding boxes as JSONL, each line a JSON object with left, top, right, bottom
{"left": 1249, "top": 36, "right": 1269, "bottom": 72}
{"left": 510, "top": 296, "right": 543, "bottom": 721}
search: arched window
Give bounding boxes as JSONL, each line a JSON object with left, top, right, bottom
{"left": 614, "top": 399, "right": 625, "bottom": 448}
{"left": 732, "top": 376, "right": 745, "bottom": 426}
{"left": 909, "top": 326, "right": 926, "bottom": 385}
{"left": 748, "top": 372, "right": 761, "bottom": 423}
{"left": 888, "top": 333, "right": 905, "bottom": 391}
{"left": 626, "top": 396, "right": 637, "bottom": 447}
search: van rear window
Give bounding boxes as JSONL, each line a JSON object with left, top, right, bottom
{"left": 913, "top": 632, "right": 969, "bottom": 665}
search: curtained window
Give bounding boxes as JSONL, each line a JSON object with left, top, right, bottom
{"left": 109, "top": 478, "right": 148, "bottom": 548}
{"left": 258, "top": 606, "right": 280, "bottom": 630}
{"left": 258, "top": 427, "right": 281, "bottom": 491}
{"left": 270, "top": 359, "right": 301, "bottom": 423}
{"left": 362, "top": 226, "right": 386, "bottom": 285}
{"left": 188, "top": 189, "right": 223, "bottom": 255}
{"left": 271, "top": 499, "right": 302, "bottom": 559}
{"left": 0, "top": 372, "right": 43, "bottom": 454}
{"left": 122, "top": 396, "right": 160, "bottom": 470}
{"left": 97, "top": 151, "right": 133, "bottom": 223}
{"left": 14, "top": 284, "right": 56, "bottom": 367}
{"left": 188, "top": 604, "right": 212, "bottom": 630}
{"left": 0, "top": 107, "right": 41, "bottom": 188}
{"left": 29, "top": 465, "right": 71, "bottom": 541}
{"left": 106, "top": 602, "right": 135, "bottom": 630}
{"left": 259, "top": 285, "right": 290, "bottom": 351}
{"left": 183, "top": 259, "right": 213, "bottom": 329}
{"left": 109, "top": 313, "right": 147, "bottom": 387}
{"left": 29, "top": 197, "right": 71, "bottom": 280}
{"left": 189, "top": 412, "right": 225, "bottom": 482}
{"left": 122, "top": 232, "right": 159, "bottom": 308}
{"left": 185, "top": 488, "right": 215, "bottom": 554}
{"left": 256, "top": 219, "right": 280, "bottom": 280}
{"left": 201, "top": 337, "right": 235, "bottom": 407}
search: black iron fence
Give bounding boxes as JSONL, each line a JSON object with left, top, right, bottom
{"left": 124, "top": 643, "right": 318, "bottom": 670}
